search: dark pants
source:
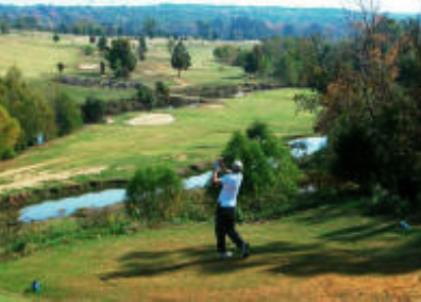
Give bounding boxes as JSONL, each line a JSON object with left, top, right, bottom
{"left": 215, "top": 206, "right": 245, "bottom": 253}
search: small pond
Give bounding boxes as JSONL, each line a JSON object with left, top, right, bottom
{"left": 19, "top": 172, "right": 213, "bottom": 223}
{"left": 19, "top": 137, "right": 326, "bottom": 223}
{"left": 289, "top": 136, "right": 327, "bottom": 158}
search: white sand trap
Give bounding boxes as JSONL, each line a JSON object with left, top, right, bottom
{"left": 201, "top": 103, "right": 225, "bottom": 109}
{"left": 78, "top": 64, "right": 99, "bottom": 71}
{"left": 126, "top": 113, "right": 175, "bottom": 126}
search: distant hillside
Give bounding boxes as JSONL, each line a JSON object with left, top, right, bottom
{"left": 0, "top": 4, "right": 413, "bottom": 39}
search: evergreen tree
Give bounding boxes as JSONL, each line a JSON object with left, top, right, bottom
{"left": 171, "top": 41, "right": 191, "bottom": 78}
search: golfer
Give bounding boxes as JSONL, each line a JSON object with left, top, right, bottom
{"left": 212, "top": 159, "right": 250, "bottom": 259}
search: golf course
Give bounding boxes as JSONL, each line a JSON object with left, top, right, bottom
{"left": 0, "top": 7, "right": 420, "bottom": 301}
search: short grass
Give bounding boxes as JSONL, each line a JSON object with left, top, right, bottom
{"left": 0, "top": 200, "right": 420, "bottom": 301}
{"left": 0, "top": 88, "right": 314, "bottom": 192}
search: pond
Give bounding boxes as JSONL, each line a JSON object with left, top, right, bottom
{"left": 289, "top": 136, "right": 327, "bottom": 158}
{"left": 19, "top": 172, "right": 213, "bottom": 223}
{"left": 19, "top": 137, "right": 327, "bottom": 223}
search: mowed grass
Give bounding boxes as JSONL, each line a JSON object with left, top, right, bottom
{"left": 0, "top": 89, "right": 314, "bottom": 191}
{"left": 0, "top": 32, "right": 248, "bottom": 98}
{"left": 0, "top": 32, "right": 85, "bottom": 79}
{"left": 0, "top": 200, "right": 420, "bottom": 301}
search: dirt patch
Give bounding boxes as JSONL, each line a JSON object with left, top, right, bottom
{"left": 0, "top": 166, "right": 107, "bottom": 193}
{"left": 201, "top": 103, "right": 225, "bottom": 109}
{"left": 78, "top": 64, "right": 99, "bottom": 71}
{"left": 126, "top": 113, "right": 175, "bottom": 126}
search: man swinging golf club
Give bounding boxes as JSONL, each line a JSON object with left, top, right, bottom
{"left": 213, "top": 159, "right": 250, "bottom": 259}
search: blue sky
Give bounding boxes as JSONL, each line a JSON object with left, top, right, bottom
{"left": 0, "top": 0, "right": 419, "bottom": 14}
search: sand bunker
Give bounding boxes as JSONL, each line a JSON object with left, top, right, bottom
{"left": 78, "top": 64, "right": 99, "bottom": 71}
{"left": 201, "top": 103, "right": 225, "bottom": 109}
{"left": 126, "top": 114, "right": 175, "bottom": 126}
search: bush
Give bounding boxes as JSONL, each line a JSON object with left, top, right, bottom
{"left": 369, "top": 184, "right": 410, "bottom": 217}
{"left": 0, "top": 105, "right": 21, "bottom": 159}
{"left": 327, "top": 117, "right": 378, "bottom": 191}
{"left": 126, "top": 166, "right": 183, "bottom": 225}
{"left": 136, "top": 84, "right": 156, "bottom": 110}
{"left": 213, "top": 45, "right": 241, "bottom": 65}
{"left": 53, "top": 92, "right": 83, "bottom": 136}
{"left": 219, "top": 123, "right": 301, "bottom": 216}
{"left": 83, "top": 45, "right": 95, "bottom": 56}
{"left": 81, "top": 97, "right": 105, "bottom": 124}
{"left": 155, "top": 81, "right": 170, "bottom": 106}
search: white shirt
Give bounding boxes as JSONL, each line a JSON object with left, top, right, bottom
{"left": 218, "top": 173, "right": 243, "bottom": 208}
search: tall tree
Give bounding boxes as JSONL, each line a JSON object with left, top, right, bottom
{"left": 0, "top": 105, "right": 21, "bottom": 159}
{"left": 171, "top": 41, "right": 191, "bottom": 78}
{"left": 106, "top": 38, "right": 137, "bottom": 78}
{"left": 97, "top": 35, "right": 108, "bottom": 51}
{"left": 138, "top": 35, "right": 148, "bottom": 61}
{"left": 143, "top": 18, "right": 158, "bottom": 39}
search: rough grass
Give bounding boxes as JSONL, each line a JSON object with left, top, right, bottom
{"left": 0, "top": 200, "right": 420, "bottom": 301}
{"left": 0, "top": 89, "right": 314, "bottom": 193}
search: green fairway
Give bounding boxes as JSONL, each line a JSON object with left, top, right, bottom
{"left": 0, "top": 88, "right": 314, "bottom": 193}
{"left": 0, "top": 32, "right": 247, "bottom": 92}
{"left": 0, "top": 200, "right": 420, "bottom": 301}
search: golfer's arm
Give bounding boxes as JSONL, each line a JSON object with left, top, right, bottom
{"left": 213, "top": 170, "right": 221, "bottom": 184}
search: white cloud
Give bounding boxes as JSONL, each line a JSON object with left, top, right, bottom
{"left": 0, "top": 0, "right": 420, "bottom": 14}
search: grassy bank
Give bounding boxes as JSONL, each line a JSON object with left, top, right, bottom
{"left": 0, "top": 198, "right": 419, "bottom": 301}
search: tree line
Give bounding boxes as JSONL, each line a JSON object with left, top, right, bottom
{"left": 0, "top": 4, "right": 368, "bottom": 39}
{"left": 215, "top": 14, "right": 421, "bottom": 214}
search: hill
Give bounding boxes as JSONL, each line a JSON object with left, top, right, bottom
{"left": 0, "top": 4, "right": 413, "bottom": 39}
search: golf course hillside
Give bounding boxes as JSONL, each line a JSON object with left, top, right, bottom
{"left": 0, "top": 2, "right": 420, "bottom": 300}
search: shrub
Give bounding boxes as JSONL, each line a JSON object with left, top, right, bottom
{"left": 81, "top": 97, "right": 105, "bottom": 124}
{"left": 83, "top": 45, "right": 95, "bottom": 56}
{"left": 220, "top": 123, "right": 301, "bottom": 216}
{"left": 213, "top": 45, "right": 241, "bottom": 65}
{"left": 52, "top": 92, "right": 83, "bottom": 136}
{"left": 136, "top": 84, "right": 156, "bottom": 110}
{"left": 327, "top": 117, "right": 378, "bottom": 191}
{"left": 155, "top": 81, "right": 170, "bottom": 106}
{"left": 369, "top": 184, "right": 410, "bottom": 217}
{"left": 126, "top": 166, "right": 183, "bottom": 225}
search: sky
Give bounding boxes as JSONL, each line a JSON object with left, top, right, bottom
{"left": 0, "top": 0, "right": 419, "bottom": 14}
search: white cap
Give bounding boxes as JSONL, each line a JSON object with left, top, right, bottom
{"left": 232, "top": 160, "right": 243, "bottom": 171}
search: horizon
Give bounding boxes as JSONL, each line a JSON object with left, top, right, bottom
{"left": 0, "top": 0, "right": 419, "bottom": 14}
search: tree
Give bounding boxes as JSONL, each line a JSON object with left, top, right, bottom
{"left": 57, "top": 62, "right": 65, "bottom": 74}
{"left": 105, "top": 39, "right": 137, "bottom": 78}
{"left": 0, "top": 21, "right": 10, "bottom": 34}
{"left": 100, "top": 61, "right": 106, "bottom": 75}
{"left": 143, "top": 18, "right": 158, "bottom": 39}
{"left": 89, "top": 35, "right": 96, "bottom": 44}
{"left": 52, "top": 92, "right": 82, "bottom": 136}
{"left": 53, "top": 32, "right": 60, "bottom": 43}
{"left": 167, "top": 37, "right": 176, "bottom": 54}
{"left": 97, "top": 35, "right": 108, "bottom": 51}
{"left": 0, "top": 67, "right": 56, "bottom": 148}
{"left": 171, "top": 41, "right": 191, "bottom": 78}
{"left": 0, "top": 105, "right": 21, "bottom": 159}
{"left": 138, "top": 35, "right": 148, "bottom": 61}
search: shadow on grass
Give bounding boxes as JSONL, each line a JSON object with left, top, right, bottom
{"left": 100, "top": 226, "right": 421, "bottom": 281}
